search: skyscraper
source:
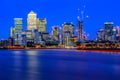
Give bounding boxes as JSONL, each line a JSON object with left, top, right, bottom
{"left": 97, "top": 28, "right": 104, "bottom": 41}
{"left": 14, "top": 18, "right": 23, "bottom": 35}
{"left": 52, "top": 26, "right": 60, "bottom": 43}
{"left": 37, "top": 18, "right": 47, "bottom": 32}
{"left": 116, "top": 27, "right": 120, "bottom": 41}
{"left": 27, "top": 11, "right": 37, "bottom": 30}
{"left": 13, "top": 18, "right": 23, "bottom": 45}
{"left": 10, "top": 27, "right": 15, "bottom": 38}
{"left": 112, "top": 27, "right": 117, "bottom": 41}
{"left": 62, "top": 22, "right": 74, "bottom": 36}
{"left": 62, "top": 22, "right": 74, "bottom": 46}
{"left": 77, "top": 16, "right": 84, "bottom": 41}
{"left": 104, "top": 22, "right": 114, "bottom": 41}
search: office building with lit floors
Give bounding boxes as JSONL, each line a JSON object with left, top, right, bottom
{"left": 26, "top": 29, "right": 40, "bottom": 47}
{"left": 112, "top": 27, "right": 117, "bottom": 41}
{"left": 8, "top": 37, "right": 14, "bottom": 46}
{"left": 10, "top": 18, "right": 23, "bottom": 45}
{"left": 97, "top": 28, "right": 104, "bottom": 41}
{"left": 116, "top": 27, "right": 120, "bottom": 41}
{"left": 27, "top": 11, "right": 37, "bottom": 30}
{"left": 52, "top": 26, "right": 60, "bottom": 44}
{"left": 0, "top": 40, "right": 9, "bottom": 48}
{"left": 13, "top": 34, "right": 26, "bottom": 46}
{"left": 62, "top": 22, "right": 74, "bottom": 48}
{"left": 104, "top": 22, "right": 114, "bottom": 41}
{"left": 37, "top": 18, "right": 47, "bottom": 32}
{"left": 40, "top": 32, "right": 50, "bottom": 42}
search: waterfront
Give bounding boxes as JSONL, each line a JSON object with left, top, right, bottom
{"left": 0, "top": 49, "right": 120, "bottom": 80}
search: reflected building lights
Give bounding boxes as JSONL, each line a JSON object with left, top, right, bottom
{"left": 12, "top": 51, "right": 22, "bottom": 80}
{"left": 26, "top": 51, "right": 40, "bottom": 80}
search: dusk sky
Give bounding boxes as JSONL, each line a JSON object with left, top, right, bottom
{"left": 0, "top": 0, "right": 120, "bottom": 39}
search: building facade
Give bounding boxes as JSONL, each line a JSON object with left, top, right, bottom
{"left": 116, "top": 27, "right": 120, "bottom": 41}
{"left": 10, "top": 27, "right": 15, "bottom": 38}
{"left": 52, "top": 26, "right": 60, "bottom": 43}
{"left": 37, "top": 18, "right": 47, "bottom": 32}
{"left": 13, "top": 18, "right": 23, "bottom": 45}
{"left": 27, "top": 11, "right": 37, "bottom": 30}
{"left": 62, "top": 22, "right": 74, "bottom": 46}
{"left": 104, "top": 22, "right": 114, "bottom": 41}
{"left": 112, "top": 27, "right": 117, "bottom": 41}
{"left": 97, "top": 28, "right": 104, "bottom": 41}
{"left": 14, "top": 18, "right": 23, "bottom": 35}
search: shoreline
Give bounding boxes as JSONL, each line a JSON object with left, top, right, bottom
{"left": 1, "top": 47, "right": 120, "bottom": 53}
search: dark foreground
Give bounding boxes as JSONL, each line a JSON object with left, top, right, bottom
{"left": 0, "top": 49, "right": 120, "bottom": 80}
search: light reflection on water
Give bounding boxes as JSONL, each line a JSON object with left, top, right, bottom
{"left": 0, "top": 49, "right": 120, "bottom": 80}
{"left": 12, "top": 51, "right": 22, "bottom": 80}
{"left": 12, "top": 50, "right": 40, "bottom": 80}
{"left": 26, "top": 51, "right": 39, "bottom": 80}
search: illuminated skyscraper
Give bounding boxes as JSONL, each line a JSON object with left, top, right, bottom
{"left": 37, "top": 18, "right": 47, "bottom": 32}
{"left": 62, "top": 22, "right": 74, "bottom": 46}
{"left": 77, "top": 16, "right": 84, "bottom": 41}
{"left": 116, "top": 27, "right": 120, "bottom": 41}
{"left": 62, "top": 22, "right": 74, "bottom": 36}
{"left": 97, "top": 28, "right": 104, "bottom": 41}
{"left": 112, "top": 27, "right": 117, "bottom": 41}
{"left": 104, "top": 22, "right": 114, "bottom": 41}
{"left": 14, "top": 18, "right": 23, "bottom": 35}
{"left": 27, "top": 11, "right": 37, "bottom": 30}
{"left": 52, "top": 26, "right": 60, "bottom": 43}
{"left": 10, "top": 18, "right": 23, "bottom": 45}
{"left": 10, "top": 27, "right": 15, "bottom": 38}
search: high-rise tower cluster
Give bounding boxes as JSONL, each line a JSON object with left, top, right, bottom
{"left": 97, "top": 22, "right": 120, "bottom": 41}
{"left": 8, "top": 11, "right": 88, "bottom": 48}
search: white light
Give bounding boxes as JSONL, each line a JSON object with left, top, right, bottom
{"left": 86, "top": 15, "right": 89, "bottom": 18}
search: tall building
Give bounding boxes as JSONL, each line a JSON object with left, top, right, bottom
{"left": 37, "top": 18, "right": 47, "bottom": 32}
{"left": 112, "top": 27, "right": 117, "bottom": 41}
{"left": 10, "top": 27, "right": 15, "bottom": 38}
{"left": 77, "top": 16, "right": 84, "bottom": 41}
{"left": 62, "top": 22, "right": 74, "bottom": 46}
{"left": 116, "top": 27, "right": 120, "bottom": 41}
{"left": 15, "top": 34, "right": 26, "bottom": 46}
{"left": 8, "top": 37, "right": 14, "bottom": 46}
{"left": 62, "top": 22, "right": 74, "bottom": 36}
{"left": 11, "top": 18, "right": 23, "bottom": 45}
{"left": 26, "top": 29, "right": 40, "bottom": 45}
{"left": 41, "top": 32, "right": 50, "bottom": 42}
{"left": 97, "top": 28, "right": 104, "bottom": 41}
{"left": 104, "top": 22, "right": 114, "bottom": 41}
{"left": 52, "top": 26, "right": 60, "bottom": 43}
{"left": 27, "top": 11, "right": 37, "bottom": 30}
{"left": 14, "top": 18, "right": 23, "bottom": 35}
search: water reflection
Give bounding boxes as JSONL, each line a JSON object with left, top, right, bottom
{"left": 12, "top": 50, "right": 40, "bottom": 80}
{"left": 12, "top": 51, "right": 23, "bottom": 80}
{"left": 2, "top": 49, "right": 120, "bottom": 80}
{"left": 26, "top": 50, "right": 39, "bottom": 80}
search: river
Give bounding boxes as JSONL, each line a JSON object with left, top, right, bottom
{"left": 0, "top": 49, "right": 120, "bottom": 80}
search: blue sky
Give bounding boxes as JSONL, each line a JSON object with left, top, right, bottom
{"left": 0, "top": 0, "right": 120, "bottom": 39}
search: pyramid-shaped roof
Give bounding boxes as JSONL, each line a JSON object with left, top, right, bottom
{"left": 29, "top": 11, "right": 35, "bottom": 14}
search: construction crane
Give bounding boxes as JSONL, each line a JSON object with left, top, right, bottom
{"left": 77, "top": 0, "right": 88, "bottom": 42}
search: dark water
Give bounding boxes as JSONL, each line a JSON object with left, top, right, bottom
{"left": 0, "top": 49, "right": 120, "bottom": 80}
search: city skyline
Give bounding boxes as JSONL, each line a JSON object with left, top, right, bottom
{"left": 0, "top": 0, "right": 120, "bottom": 39}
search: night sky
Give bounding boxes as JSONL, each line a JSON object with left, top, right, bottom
{"left": 0, "top": 0, "right": 120, "bottom": 39}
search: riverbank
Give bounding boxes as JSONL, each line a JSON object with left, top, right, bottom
{"left": 1, "top": 47, "right": 120, "bottom": 53}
